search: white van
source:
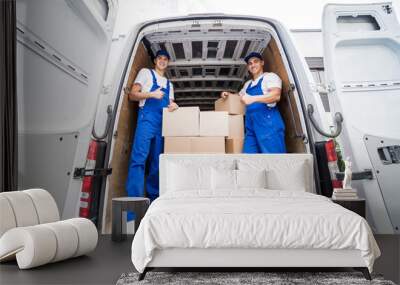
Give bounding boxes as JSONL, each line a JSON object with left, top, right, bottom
{"left": 15, "top": 0, "right": 399, "bottom": 237}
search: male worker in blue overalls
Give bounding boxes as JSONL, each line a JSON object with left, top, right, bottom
{"left": 221, "top": 52, "right": 286, "bottom": 153}
{"left": 126, "top": 50, "right": 178, "bottom": 218}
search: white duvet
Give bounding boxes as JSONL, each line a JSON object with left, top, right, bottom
{"left": 131, "top": 190, "right": 380, "bottom": 273}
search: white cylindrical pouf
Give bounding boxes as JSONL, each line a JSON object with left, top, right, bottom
{"left": 42, "top": 221, "right": 79, "bottom": 262}
{"left": 23, "top": 189, "right": 60, "bottom": 223}
{"left": 0, "top": 195, "right": 17, "bottom": 237}
{"left": 0, "top": 226, "right": 57, "bottom": 269}
{"left": 64, "top": 218, "right": 98, "bottom": 257}
{"left": 1, "top": 192, "right": 39, "bottom": 227}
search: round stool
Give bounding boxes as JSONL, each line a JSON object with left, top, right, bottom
{"left": 111, "top": 197, "right": 150, "bottom": 242}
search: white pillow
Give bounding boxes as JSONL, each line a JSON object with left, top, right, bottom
{"left": 211, "top": 168, "right": 237, "bottom": 190}
{"left": 236, "top": 169, "right": 268, "bottom": 189}
{"left": 167, "top": 163, "right": 212, "bottom": 191}
{"left": 237, "top": 158, "right": 310, "bottom": 192}
{"left": 266, "top": 161, "right": 308, "bottom": 191}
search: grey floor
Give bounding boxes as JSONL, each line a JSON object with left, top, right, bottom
{"left": 0, "top": 235, "right": 133, "bottom": 285}
{"left": 1, "top": 234, "right": 398, "bottom": 285}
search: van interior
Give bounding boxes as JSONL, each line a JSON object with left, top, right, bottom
{"left": 103, "top": 24, "right": 308, "bottom": 231}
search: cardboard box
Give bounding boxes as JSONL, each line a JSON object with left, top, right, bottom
{"left": 199, "top": 111, "right": 229, "bottom": 137}
{"left": 228, "top": 115, "right": 244, "bottom": 138}
{"left": 215, "top": 94, "right": 245, "bottom": 115}
{"left": 162, "top": 107, "right": 200, "bottom": 137}
{"left": 226, "top": 138, "right": 244, "bottom": 153}
{"left": 164, "top": 137, "right": 225, "bottom": 153}
{"left": 191, "top": 137, "right": 225, "bottom": 153}
{"left": 164, "top": 137, "right": 192, "bottom": 153}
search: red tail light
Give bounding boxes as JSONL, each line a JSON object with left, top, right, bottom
{"left": 325, "top": 139, "right": 342, "bottom": 189}
{"left": 79, "top": 140, "right": 98, "bottom": 218}
{"left": 325, "top": 139, "right": 337, "bottom": 162}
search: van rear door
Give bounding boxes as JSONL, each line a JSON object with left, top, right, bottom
{"left": 322, "top": 3, "right": 400, "bottom": 234}
{"left": 16, "top": 0, "right": 117, "bottom": 219}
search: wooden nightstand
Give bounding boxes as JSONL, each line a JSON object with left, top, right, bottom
{"left": 331, "top": 198, "right": 366, "bottom": 218}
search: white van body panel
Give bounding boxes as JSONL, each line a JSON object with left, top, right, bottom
{"left": 323, "top": 2, "right": 400, "bottom": 234}
{"left": 16, "top": 0, "right": 117, "bottom": 218}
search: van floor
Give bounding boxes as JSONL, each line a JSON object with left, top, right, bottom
{"left": 0, "top": 235, "right": 133, "bottom": 285}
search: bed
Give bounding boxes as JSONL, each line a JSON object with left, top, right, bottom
{"left": 131, "top": 154, "right": 380, "bottom": 280}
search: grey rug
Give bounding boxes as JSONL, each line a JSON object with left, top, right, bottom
{"left": 116, "top": 271, "right": 396, "bottom": 285}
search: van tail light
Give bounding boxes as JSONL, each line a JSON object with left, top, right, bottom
{"left": 79, "top": 140, "right": 98, "bottom": 218}
{"left": 325, "top": 139, "right": 342, "bottom": 189}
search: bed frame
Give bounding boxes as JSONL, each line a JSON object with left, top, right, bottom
{"left": 138, "top": 248, "right": 371, "bottom": 280}
{"left": 137, "top": 154, "right": 372, "bottom": 281}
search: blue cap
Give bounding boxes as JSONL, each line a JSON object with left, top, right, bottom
{"left": 154, "top": 49, "right": 170, "bottom": 60}
{"left": 244, "top": 52, "right": 263, "bottom": 63}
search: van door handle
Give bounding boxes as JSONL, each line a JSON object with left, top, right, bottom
{"left": 307, "top": 104, "right": 343, "bottom": 138}
{"left": 92, "top": 105, "right": 113, "bottom": 140}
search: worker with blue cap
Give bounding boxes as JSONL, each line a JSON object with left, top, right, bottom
{"left": 125, "top": 49, "right": 178, "bottom": 219}
{"left": 221, "top": 51, "right": 286, "bottom": 153}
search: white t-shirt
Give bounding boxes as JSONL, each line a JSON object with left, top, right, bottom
{"left": 134, "top": 68, "right": 175, "bottom": 107}
{"left": 239, "top": 72, "right": 282, "bottom": 107}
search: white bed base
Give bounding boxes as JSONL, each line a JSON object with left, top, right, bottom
{"left": 141, "top": 248, "right": 371, "bottom": 280}
{"left": 148, "top": 248, "right": 365, "bottom": 268}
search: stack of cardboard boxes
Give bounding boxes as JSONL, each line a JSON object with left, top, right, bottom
{"left": 163, "top": 95, "right": 245, "bottom": 154}
{"left": 215, "top": 95, "right": 246, "bottom": 153}
{"left": 162, "top": 107, "right": 226, "bottom": 153}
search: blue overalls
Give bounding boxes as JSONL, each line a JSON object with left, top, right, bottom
{"left": 243, "top": 76, "right": 286, "bottom": 153}
{"left": 125, "top": 69, "right": 170, "bottom": 219}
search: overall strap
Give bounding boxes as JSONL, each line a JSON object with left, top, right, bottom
{"left": 246, "top": 77, "right": 264, "bottom": 95}
{"left": 247, "top": 76, "right": 264, "bottom": 91}
{"left": 253, "top": 76, "right": 264, "bottom": 88}
{"left": 164, "top": 80, "right": 171, "bottom": 92}
{"left": 149, "top": 69, "right": 158, "bottom": 85}
{"left": 162, "top": 80, "right": 171, "bottom": 105}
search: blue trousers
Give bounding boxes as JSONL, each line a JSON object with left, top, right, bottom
{"left": 243, "top": 109, "right": 286, "bottom": 154}
{"left": 125, "top": 109, "right": 163, "bottom": 220}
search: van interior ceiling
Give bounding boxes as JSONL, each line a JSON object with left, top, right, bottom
{"left": 103, "top": 24, "right": 307, "bottom": 232}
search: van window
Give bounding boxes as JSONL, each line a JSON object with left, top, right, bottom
{"left": 240, "top": 41, "right": 251, "bottom": 58}
{"left": 205, "top": 68, "right": 215, "bottom": 75}
{"left": 192, "top": 67, "right": 202, "bottom": 76}
{"left": 159, "top": 42, "right": 166, "bottom": 51}
{"left": 219, "top": 67, "right": 230, "bottom": 76}
{"left": 192, "top": 41, "right": 203, "bottom": 58}
{"left": 179, "top": 69, "right": 189, "bottom": 77}
{"left": 223, "top": 40, "right": 238, "bottom": 58}
{"left": 207, "top": 42, "right": 218, "bottom": 58}
{"left": 337, "top": 15, "right": 380, "bottom": 32}
{"left": 173, "top": 43, "right": 185, "bottom": 59}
